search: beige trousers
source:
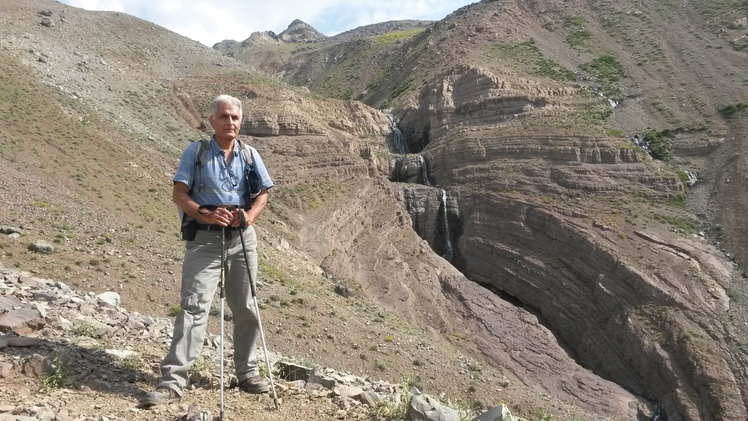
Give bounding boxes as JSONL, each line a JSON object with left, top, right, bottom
{"left": 158, "top": 226, "right": 260, "bottom": 394}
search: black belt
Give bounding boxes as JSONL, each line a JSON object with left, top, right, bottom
{"left": 196, "top": 224, "right": 241, "bottom": 231}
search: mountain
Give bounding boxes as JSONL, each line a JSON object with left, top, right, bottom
{"left": 1, "top": 0, "right": 748, "bottom": 420}
{"left": 278, "top": 19, "right": 327, "bottom": 43}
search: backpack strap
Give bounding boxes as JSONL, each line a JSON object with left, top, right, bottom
{"left": 236, "top": 139, "right": 262, "bottom": 207}
{"left": 182, "top": 138, "right": 210, "bottom": 233}
{"left": 235, "top": 139, "right": 254, "bottom": 168}
{"left": 192, "top": 138, "right": 211, "bottom": 194}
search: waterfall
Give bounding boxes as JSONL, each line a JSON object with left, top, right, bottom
{"left": 597, "top": 92, "right": 619, "bottom": 109}
{"left": 440, "top": 189, "right": 454, "bottom": 260}
{"left": 416, "top": 154, "right": 430, "bottom": 186}
{"left": 629, "top": 134, "right": 651, "bottom": 154}
{"left": 686, "top": 171, "right": 698, "bottom": 187}
{"left": 386, "top": 114, "right": 408, "bottom": 154}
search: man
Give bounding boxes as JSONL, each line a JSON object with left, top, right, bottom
{"left": 141, "top": 94, "right": 274, "bottom": 407}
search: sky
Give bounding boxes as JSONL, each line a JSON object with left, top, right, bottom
{"left": 56, "top": 0, "right": 478, "bottom": 47}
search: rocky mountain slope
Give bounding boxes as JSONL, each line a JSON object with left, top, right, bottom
{"left": 1, "top": 0, "right": 748, "bottom": 420}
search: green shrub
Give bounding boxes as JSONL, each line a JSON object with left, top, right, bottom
{"left": 341, "top": 88, "right": 354, "bottom": 100}
{"left": 677, "top": 171, "right": 689, "bottom": 184}
{"left": 403, "top": 374, "right": 423, "bottom": 390}
{"left": 259, "top": 260, "right": 293, "bottom": 285}
{"left": 189, "top": 355, "right": 216, "bottom": 374}
{"left": 564, "top": 16, "right": 586, "bottom": 27}
{"left": 655, "top": 214, "right": 698, "bottom": 233}
{"left": 564, "top": 16, "right": 592, "bottom": 49}
{"left": 392, "top": 77, "right": 414, "bottom": 98}
{"left": 580, "top": 55, "right": 625, "bottom": 99}
{"left": 40, "top": 356, "right": 69, "bottom": 391}
{"left": 567, "top": 29, "right": 592, "bottom": 48}
{"left": 119, "top": 354, "right": 141, "bottom": 370}
{"left": 577, "top": 105, "right": 613, "bottom": 124}
{"left": 72, "top": 323, "right": 97, "bottom": 338}
{"left": 370, "top": 383, "right": 410, "bottom": 419}
{"left": 718, "top": 102, "right": 748, "bottom": 118}
{"left": 536, "top": 57, "right": 576, "bottom": 81}
{"left": 643, "top": 129, "right": 672, "bottom": 160}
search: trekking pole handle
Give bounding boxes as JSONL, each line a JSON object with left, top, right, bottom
{"left": 237, "top": 208, "right": 248, "bottom": 229}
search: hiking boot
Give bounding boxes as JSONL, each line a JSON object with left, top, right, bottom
{"left": 140, "top": 387, "right": 181, "bottom": 407}
{"left": 238, "top": 375, "right": 269, "bottom": 394}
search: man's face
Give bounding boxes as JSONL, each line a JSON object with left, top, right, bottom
{"left": 209, "top": 102, "right": 241, "bottom": 142}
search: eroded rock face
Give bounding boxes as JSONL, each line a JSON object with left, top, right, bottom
{"left": 399, "top": 185, "right": 461, "bottom": 261}
{"left": 242, "top": 112, "right": 326, "bottom": 137}
{"left": 385, "top": 64, "right": 748, "bottom": 420}
{"left": 397, "top": 164, "right": 746, "bottom": 419}
{"left": 242, "top": 99, "right": 390, "bottom": 138}
{"left": 399, "top": 65, "right": 578, "bottom": 151}
{"left": 240, "top": 61, "right": 748, "bottom": 418}
{"left": 253, "top": 128, "right": 646, "bottom": 418}
{"left": 456, "top": 198, "right": 743, "bottom": 414}
{"left": 391, "top": 154, "right": 431, "bottom": 185}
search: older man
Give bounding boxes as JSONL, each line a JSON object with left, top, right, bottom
{"left": 141, "top": 94, "right": 274, "bottom": 406}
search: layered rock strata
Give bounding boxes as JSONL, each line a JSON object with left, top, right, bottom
{"left": 392, "top": 64, "right": 748, "bottom": 419}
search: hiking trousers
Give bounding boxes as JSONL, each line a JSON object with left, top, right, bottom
{"left": 158, "top": 225, "right": 261, "bottom": 395}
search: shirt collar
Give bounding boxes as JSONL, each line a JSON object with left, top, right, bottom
{"left": 209, "top": 135, "right": 238, "bottom": 156}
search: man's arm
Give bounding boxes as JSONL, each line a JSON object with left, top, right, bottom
{"left": 172, "top": 182, "right": 234, "bottom": 226}
{"left": 246, "top": 189, "right": 269, "bottom": 225}
{"left": 232, "top": 189, "right": 269, "bottom": 227}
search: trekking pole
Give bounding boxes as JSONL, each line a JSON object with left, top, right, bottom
{"left": 237, "top": 210, "right": 279, "bottom": 409}
{"left": 219, "top": 226, "right": 227, "bottom": 421}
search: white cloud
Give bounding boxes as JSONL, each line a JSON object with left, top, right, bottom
{"left": 57, "top": 0, "right": 476, "bottom": 46}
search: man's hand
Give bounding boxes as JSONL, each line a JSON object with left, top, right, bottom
{"left": 189, "top": 203, "right": 244, "bottom": 227}
{"left": 229, "top": 208, "right": 249, "bottom": 228}
{"left": 204, "top": 206, "right": 234, "bottom": 227}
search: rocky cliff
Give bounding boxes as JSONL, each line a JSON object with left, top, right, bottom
{"left": 383, "top": 54, "right": 747, "bottom": 418}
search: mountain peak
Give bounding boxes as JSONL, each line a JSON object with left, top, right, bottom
{"left": 279, "top": 19, "right": 326, "bottom": 43}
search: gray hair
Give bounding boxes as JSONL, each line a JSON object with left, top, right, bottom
{"left": 209, "top": 94, "right": 243, "bottom": 118}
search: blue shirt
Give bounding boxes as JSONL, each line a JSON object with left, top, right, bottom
{"left": 173, "top": 136, "right": 274, "bottom": 207}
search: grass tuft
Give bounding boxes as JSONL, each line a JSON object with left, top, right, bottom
{"left": 718, "top": 102, "right": 748, "bottom": 118}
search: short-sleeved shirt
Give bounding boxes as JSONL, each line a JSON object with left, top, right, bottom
{"left": 173, "top": 136, "right": 274, "bottom": 208}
